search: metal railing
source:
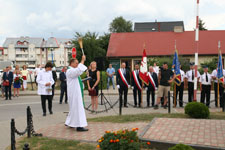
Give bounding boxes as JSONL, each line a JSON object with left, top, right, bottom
{"left": 10, "top": 106, "right": 42, "bottom": 150}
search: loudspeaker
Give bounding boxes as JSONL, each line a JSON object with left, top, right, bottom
{"left": 94, "top": 57, "right": 105, "bottom": 71}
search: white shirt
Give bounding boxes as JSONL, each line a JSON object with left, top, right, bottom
{"left": 36, "top": 69, "right": 55, "bottom": 95}
{"left": 185, "top": 69, "right": 200, "bottom": 82}
{"left": 200, "top": 72, "right": 212, "bottom": 85}
{"left": 153, "top": 66, "right": 159, "bottom": 75}
{"left": 35, "top": 68, "right": 41, "bottom": 76}
{"left": 180, "top": 70, "right": 185, "bottom": 83}
{"left": 211, "top": 69, "right": 225, "bottom": 83}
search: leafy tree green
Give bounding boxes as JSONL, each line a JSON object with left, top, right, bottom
{"left": 109, "top": 16, "right": 133, "bottom": 33}
{"left": 199, "top": 18, "right": 207, "bottom": 31}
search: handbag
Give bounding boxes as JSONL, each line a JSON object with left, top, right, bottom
{"left": 88, "top": 89, "right": 96, "bottom": 96}
{"left": 3, "top": 81, "right": 9, "bottom": 86}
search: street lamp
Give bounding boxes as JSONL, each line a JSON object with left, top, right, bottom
{"left": 50, "top": 43, "right": 54, "bottom": 64}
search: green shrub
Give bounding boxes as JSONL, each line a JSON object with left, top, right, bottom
{"left": 185, "top": 102, "right": 210, "bottom": 119}
{"left": 169, "top": 144, "right": 195, "bottom": 150}
{"left": 97, "top": 128, "right": 140, "bottom": 150}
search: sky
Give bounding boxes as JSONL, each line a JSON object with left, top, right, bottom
{"left": 0, "top": 0, "right": 225, "bottom": 45}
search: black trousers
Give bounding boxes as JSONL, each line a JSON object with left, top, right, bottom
{"left": 133, "top": 87, "right": 141, "bottom": 106}
{"left": 175, "top": 82, "right": 184, "bottom": 107}
{"left": 188, "top": 82, "right": 194, "bottom": 102}
{"left": 41, "top": 95, "right": 52, "bottom": 113}
{"left": 119, "top": 85, "right": 128, "bottom": 107}
{"left": 52, "top": 84, "right": 55, "bottom": 99}
{"left": 201, "top": 85, "right": 211, "bottom": 106}
{"left": 60, "top": 86, "right": 67, "bottom": 103}
{"left": 214, "top": 83, "right": 224, "bottom": 107}
{"left": 147, "top": 88, "right": 155, "bottom": 107}
{"left": 5, "top": 84, "right": 12, "bottom": 99}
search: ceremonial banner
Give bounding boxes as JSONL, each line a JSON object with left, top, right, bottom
{"left": 139, "top": 49, "right": 149, "bottom": 85}
{"left": 172, "top": 50, "right": 181, "bottom": 86}
{"left": 217, "top": 51, "right": 224, "bottom": 83}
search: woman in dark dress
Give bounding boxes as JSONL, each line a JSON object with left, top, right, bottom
{"left": 87, "top": 61, "right": 100, "bottom": 112}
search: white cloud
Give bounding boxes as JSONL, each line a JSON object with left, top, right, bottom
{"left": 0, "top": 0, "right": 225, "bottom": 45}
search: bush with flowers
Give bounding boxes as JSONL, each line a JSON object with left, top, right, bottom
{"left": 97, "top": 128, "right": 141, "bottom": 150}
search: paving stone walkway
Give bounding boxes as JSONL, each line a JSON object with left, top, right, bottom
{"left": 141, "top": 118, "right": 225, "bottom": 149}
{"left": 38, "top": 122, "right": 148, "bottom": 142}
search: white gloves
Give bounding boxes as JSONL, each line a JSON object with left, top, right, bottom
{"left": 117, "top": 85, "right": 120, "bottom": 89}
{"left": 131, "top": 86, "right": 134, "bottom": 89}
{"left": 146, "top": 88, "right": 148, "bottom": 91}
{"left": 128, "top": 85, "right": 131, "bottom": 88}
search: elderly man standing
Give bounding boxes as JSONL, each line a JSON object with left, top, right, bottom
{"left": 146, "top": 66, "right": 158, "bottom": 107}
{"left": 65, "top": 55, "right": 88, "bottom": 132}
{"left": 116, "top": 62, "right": 130, "bottom": 108}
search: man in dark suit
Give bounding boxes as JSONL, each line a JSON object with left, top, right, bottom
{"left": 131, "top": 64, "right": 142, "bottom": 107}
{"left": 59, "top": 66, "right": 67, "bottom": 104}
{"left": 146, "top": 66, "right": 158, "bottom": 107}
{"left": 116, "top": 62, "right": 130, "bottom": 107}
{"left": 3, "top": 66, "right": 13, "bottom": 100}
{"left": 52, "top": 67, "right": 57, "bottom": 99}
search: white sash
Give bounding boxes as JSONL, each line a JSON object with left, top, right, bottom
{"left": 147, "top": 72, "right": 156, "bottom": 90}
{"left": 118, "top": 69, "right": 129, "bottom": 88}
{"left": 132, "top": 71, "right": 142, "bottom": 91}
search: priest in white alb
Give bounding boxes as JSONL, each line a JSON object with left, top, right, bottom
{"left": 65, "top": 55, "right": 88, "bottom": 132}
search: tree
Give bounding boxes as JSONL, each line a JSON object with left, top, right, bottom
{"left": 71, "top": 32, "right": 106, "bottom": 67}
{"left": 109, "top": 16, "right": 133, "bottom": 33}
{"left": 199, "top": 19, "right": 207, "bottom": 30}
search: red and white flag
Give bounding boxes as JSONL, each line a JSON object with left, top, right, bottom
{"left": 139, "top": 49, "right": 149, "bottom": 85}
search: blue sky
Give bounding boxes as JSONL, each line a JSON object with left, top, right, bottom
{"left": 0, "top": 0, "right": 225, "bottom": 45}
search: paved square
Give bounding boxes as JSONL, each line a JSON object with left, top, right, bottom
{"left": 142, "top": 118, "right": 225, "bottom": 148}
{"left": 38, "top": 122, "right": 148, "bottom": 142}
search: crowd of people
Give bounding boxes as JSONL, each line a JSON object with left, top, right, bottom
{"left": 0, "top": 65, "right": 30, "bottom": 99}
{"left": 115, "top": 61, "right": 225, "bottom": 109}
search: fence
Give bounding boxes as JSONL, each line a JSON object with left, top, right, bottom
{"left": 11, "top": 106, "right": 42, "bottom": 150}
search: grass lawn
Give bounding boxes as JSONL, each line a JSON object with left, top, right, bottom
{"left": 13, "top": 136, "right": 97, "bottom": 150}
{"left": 87, "top": 112, "right": 225, "bottom": 123}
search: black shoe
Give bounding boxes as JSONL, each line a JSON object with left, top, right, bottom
{"left": 43, "top": 113, "right": 46, "bottom": 116}
{"left": 5, "top": 98, "right": 8, "bottom": 100}
{"left": 9, "top": 98, "right": 12, "bottom": 100}
{"left": 154, "top": 105, "right": 159, "bottom": 109}
{"left": 163, "top": 105, "right": 167, "bottom": 109}
{"left": 124, "top": 105, "right": 128, "bottom": 108}
{"left": 65, "top": 101, "right": 68, "bottom": 104}
{"left": 76, "top": 127, "right": 88, "bottom": 132}
{"left": 59, "top": 102, "right": 62, "bottom": 104}
{"left": 50, "top": 111, "right": 53, "bottom": 114}
{"left": 134, "top": 105, "right": 137, "bottom": 108}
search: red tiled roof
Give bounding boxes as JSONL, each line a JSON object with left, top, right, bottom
{"left": 0, "top": 47, "right": 3, "bottom": 50}
{"left": 107, "top": 30, "right": 225, "bottom": 57}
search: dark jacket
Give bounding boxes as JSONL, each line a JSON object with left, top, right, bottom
{"left": 131, "top": 70, "right": 142, "bottom": 90}
{"left": 116, "top": 68, "right": 130, "bottom": 87}
{"left": 59, "top": 72, "right": 67, "bottom": 88}
{"left": 3, "top": 71, "right": 13, "bottom": 85}
{"left": 147, "top": 72, "right": 158, "bottom": 90}
{"left": 52, "top": 71, "right": 57, "bottom": 85}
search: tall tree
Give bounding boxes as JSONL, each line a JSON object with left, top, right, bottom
{"left": 109, "top": 16, "right": 133, "bottom": 33}
{"left": 199, "top": 19, "right": 207, "bottom": 30}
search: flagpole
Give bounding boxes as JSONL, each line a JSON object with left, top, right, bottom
{"left": 194, "top": 0, "right": 200, "bottom": 102}
{"left": 174, "top": 40, "right": 177, "bottom": 107}
{"left": 218, "top": 41, "right": 221, "bottom": 107}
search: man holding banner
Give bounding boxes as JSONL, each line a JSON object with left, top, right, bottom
{"left": 116, "top": 62, "right": 130, "bottom": 108}
{"left": 131, "top": 64, "right": 142, "bottom": 107}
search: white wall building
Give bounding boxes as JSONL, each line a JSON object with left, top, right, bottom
{"left": 2, "top": 36, "right": 72, "bottom": 68}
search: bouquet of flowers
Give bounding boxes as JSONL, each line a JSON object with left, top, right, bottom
{"left": 14, "top": 77, "right": 23, "bottom": 84}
